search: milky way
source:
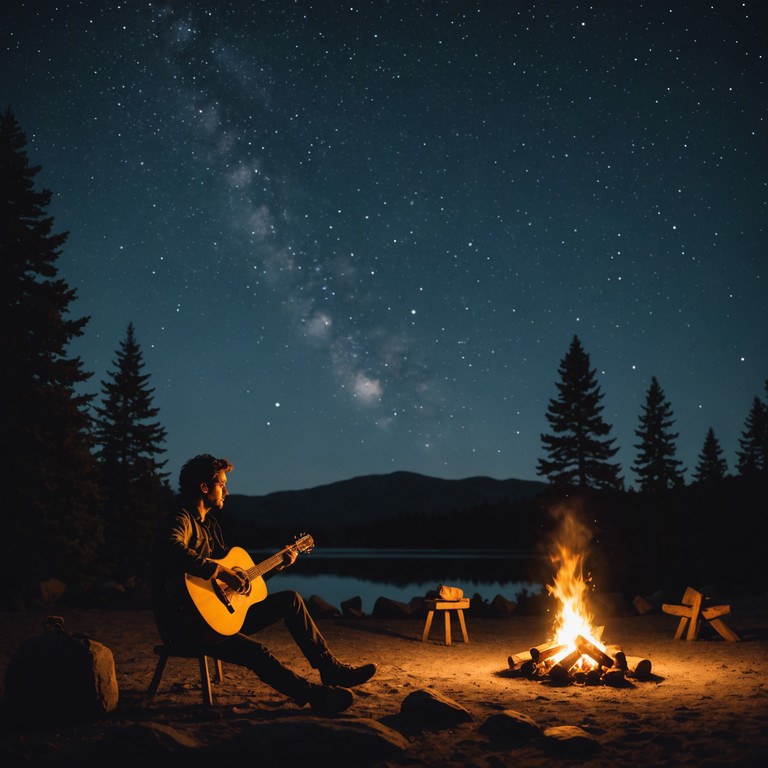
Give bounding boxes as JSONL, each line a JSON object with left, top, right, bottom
{"left": 3, "top": 2, "right": 765, "bottom": 493}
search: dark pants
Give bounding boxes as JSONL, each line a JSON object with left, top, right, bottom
{"left": 195, "top": 590, "right": 329, "bottom": 703}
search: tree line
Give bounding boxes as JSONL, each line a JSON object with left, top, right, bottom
{"left": 536, "top": 335, "right": 767, "bottom": 491}
{"left": 3, "top": 109, "right": 765, "bottom": 607}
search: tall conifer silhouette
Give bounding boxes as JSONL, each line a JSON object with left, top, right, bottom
{"left": 537, "top": 335, "right": 623, "bottom": 490}
{"left": 93, "top": 323, "right": 171, "bottom": 579}
{"left": 735, "top": 392, "right": 767, "bottom": 478}
{"left": 693, "top": 427, "right": 728, "bottom": 482}
{"left": 0, "top": 109, "right": 102, "bottom": 604}
{"left": 632, "top": 376, "right": 685, "bottom": 492}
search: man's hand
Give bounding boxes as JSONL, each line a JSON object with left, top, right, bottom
{"left": 213, "top": 565, "right": 249, "bottom": 594}
{"left": 276, "top": 546, "right": 298, "bottom": 571}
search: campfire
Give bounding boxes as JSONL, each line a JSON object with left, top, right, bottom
{"left": 508, "top": 508, "right": 651, "bottom": 687}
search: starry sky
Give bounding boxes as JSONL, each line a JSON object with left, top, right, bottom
{"left": 3, "top": 2, "right": 766, "bottom": 496}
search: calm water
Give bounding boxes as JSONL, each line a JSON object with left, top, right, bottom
{"left": 248, "top": 547, "right": 547, "bottom": 614}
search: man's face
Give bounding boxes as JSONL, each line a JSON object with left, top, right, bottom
{"left": 202, "top": 470, "right": 229, "bottom": 510}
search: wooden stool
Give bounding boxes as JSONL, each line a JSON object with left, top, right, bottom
{"left": 421, "top": 598, "right": 470, "bottom": 645}
{"left": 147, "top": 644, "right": 225, "bottom": 706}
{"left": 662, "top": 586, "right": 741, "bottom": 642}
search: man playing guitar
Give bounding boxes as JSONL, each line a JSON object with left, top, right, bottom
{"left": 150, "top": 454, "right": 376, "bottom": 714}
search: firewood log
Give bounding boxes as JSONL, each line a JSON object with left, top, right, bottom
{"left": 612, "top": 650, "right": 628, "bottom": 670}
{"left": 508, "top": 651, "right": 531, "bottom": 668}
{"left": 602, "top": 668, "right": 627, "bottom": 687}
{"left": 625, "top": 656, "right": 652, "bottom": 680}
{"left": 530, "top": 641, "right": 565, "bottom": 663}
{"left": 548, "top": 648, "right": 582, "bottom": 684}
{"left": 576, "top": 635, "right": 614, "bottom": 668}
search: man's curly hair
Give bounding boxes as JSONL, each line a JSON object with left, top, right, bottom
{"left": 179, "top": 454, "right": 233, "bottom": 501}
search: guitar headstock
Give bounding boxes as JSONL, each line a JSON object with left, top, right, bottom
{"left": 295, "top": 533, "right": 315, "bottom": 554}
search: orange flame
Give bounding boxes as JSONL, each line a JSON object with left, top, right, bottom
{"left": 546, "top": 506, "right": 605, "bottom": 667}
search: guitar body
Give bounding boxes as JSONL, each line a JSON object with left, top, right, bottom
{"left": 183, "top": 547, "right": 268, "bottom": 637}
{"left": 167, "top": 535, "right": 314, "bottom": 643}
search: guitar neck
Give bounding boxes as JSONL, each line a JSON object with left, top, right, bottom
{"left": 246, "top": 545, "right": 294, "bottom": 580}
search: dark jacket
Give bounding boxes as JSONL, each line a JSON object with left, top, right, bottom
{"left": 150, "top": 506, "right": 228, "bottom": 644}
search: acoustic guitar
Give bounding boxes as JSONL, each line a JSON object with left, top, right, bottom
{"left": 169, "top": 534, "right": 314, "bottom": 640}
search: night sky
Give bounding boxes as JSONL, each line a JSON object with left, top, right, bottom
{"left": 3, "top": 2, "right": 766, "bottom": 496}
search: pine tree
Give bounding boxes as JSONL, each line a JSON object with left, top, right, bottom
{"left": 693, "top": 427, "right": 728, "bottom": 483}
{"left": 0, "top": 109, "right": 103, "bottom": 605}
{"left": 735, "top": 395, "right": 766, "bottom": 477}
{"left": 537, "top": 335, "right": 623, "bottom": 490}
{"left": 93, "top": 323, "right": 172, "bottom": 580}
{"left": 632, "top": 376, "right": 685, "bottom": 492}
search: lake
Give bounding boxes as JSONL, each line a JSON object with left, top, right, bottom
{"left": 248, "top": 547, "right": 548, "bottom": 614}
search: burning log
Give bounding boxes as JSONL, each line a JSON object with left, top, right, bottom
{"left": 507, "top": 640, "right": 652, "bottom": 687}
{"left": 507, "top": 652, "right": 536, "bottom": 678}
{"left": 508, "top": 651, "right": 530, "bottom": 667}
{"left": 548, "top": 648, "right": 583, "bottom": 685}
{"left": 575, "top": 635, "right": 614, "bottom": 669}
{"left": 530, "top": 641, "right": 565, "bottom": 664}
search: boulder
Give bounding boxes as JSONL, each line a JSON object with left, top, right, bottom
{"left": 88, "top": 723, "right": 201, "bottom": 764}
{"left": 479, "top": 709, "right": 542, "bottom": 743}
{"left": 341, "top": 595, "right": 366, "bottom": 618}
{"left": 307, "top": 594, "right": 341, "bottom": 618}
{"left": 218, "top": 717, "right": 408, "bottom": 764}
{"left": 491, "top": 594, "right": 518, "bottom": 616}
{"left": 543, "top": 725, "right": 600, "bottom": 756}
{"left": 372, "top": 596, "right": 414, "bottom": 619}
{"left": 4, "top": 616, "right": 118, "bottom": 722}
{"left": 400, "top": 688, "right": 473, "bottom": 729}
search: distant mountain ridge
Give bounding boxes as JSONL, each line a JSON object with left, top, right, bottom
{"left": 225, "top": 470, "right": 548, "bottom": 528}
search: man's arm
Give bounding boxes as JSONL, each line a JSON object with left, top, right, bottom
{"left": 208, "top": 561, "right": 249, "bottom": 593}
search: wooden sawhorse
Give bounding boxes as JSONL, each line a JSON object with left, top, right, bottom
{"left": 662, "top": 586, "right": 740, "bottom": 641}
{"left": 421, "top": 598, "right": 470, "bottom": 645}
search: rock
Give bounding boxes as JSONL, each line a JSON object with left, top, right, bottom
{"left": 341, "top": 595, "right": 366, "bottom": 618}
{"left": 88, "top": 723, "right": 202, "bottom": 764}
{"left": 479, "top": 709, "right": 542, "bottom": 743}
{"left": 372, "top": 596, "right": 414, "bottom": 618}
{"left": 4, "top": 617, "right": 119, "bottom": 722}
{"left": 633, "top": 594, "right": 654, "bottom": 614}
{"left": 408, "top": 596, "right": 427, "bottom": 616}
{"left": 543, "top": 724, "right": 600, "bottom": 756}
{"left": 307, "top": 594, "right": 341, "bottom": 618}
{"left": 468, "top": 593, "right": 495, "bottom": 617}
{"left": 38, "top": 577, "right": 67, "bottom": 604}
{"left": 400, "top": 688, "right": 473, "bottom": 728}
{"left": 218, "top": 717, "right": 408, "bottom": 764}
{"left": 491, "top": 594, "right": 518, "bottom": 615}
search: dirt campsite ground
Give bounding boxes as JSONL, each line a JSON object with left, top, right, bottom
{"left": 1, "top": 589, "right": 767, "bottom": 767}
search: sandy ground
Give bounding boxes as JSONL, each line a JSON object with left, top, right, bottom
{"left": 1, "top": 593, "right": 767, "bottom": 767}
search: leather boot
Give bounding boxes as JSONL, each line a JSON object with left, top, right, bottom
{"left": 319, "top": 656, "right": 377, "bottom": 688}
